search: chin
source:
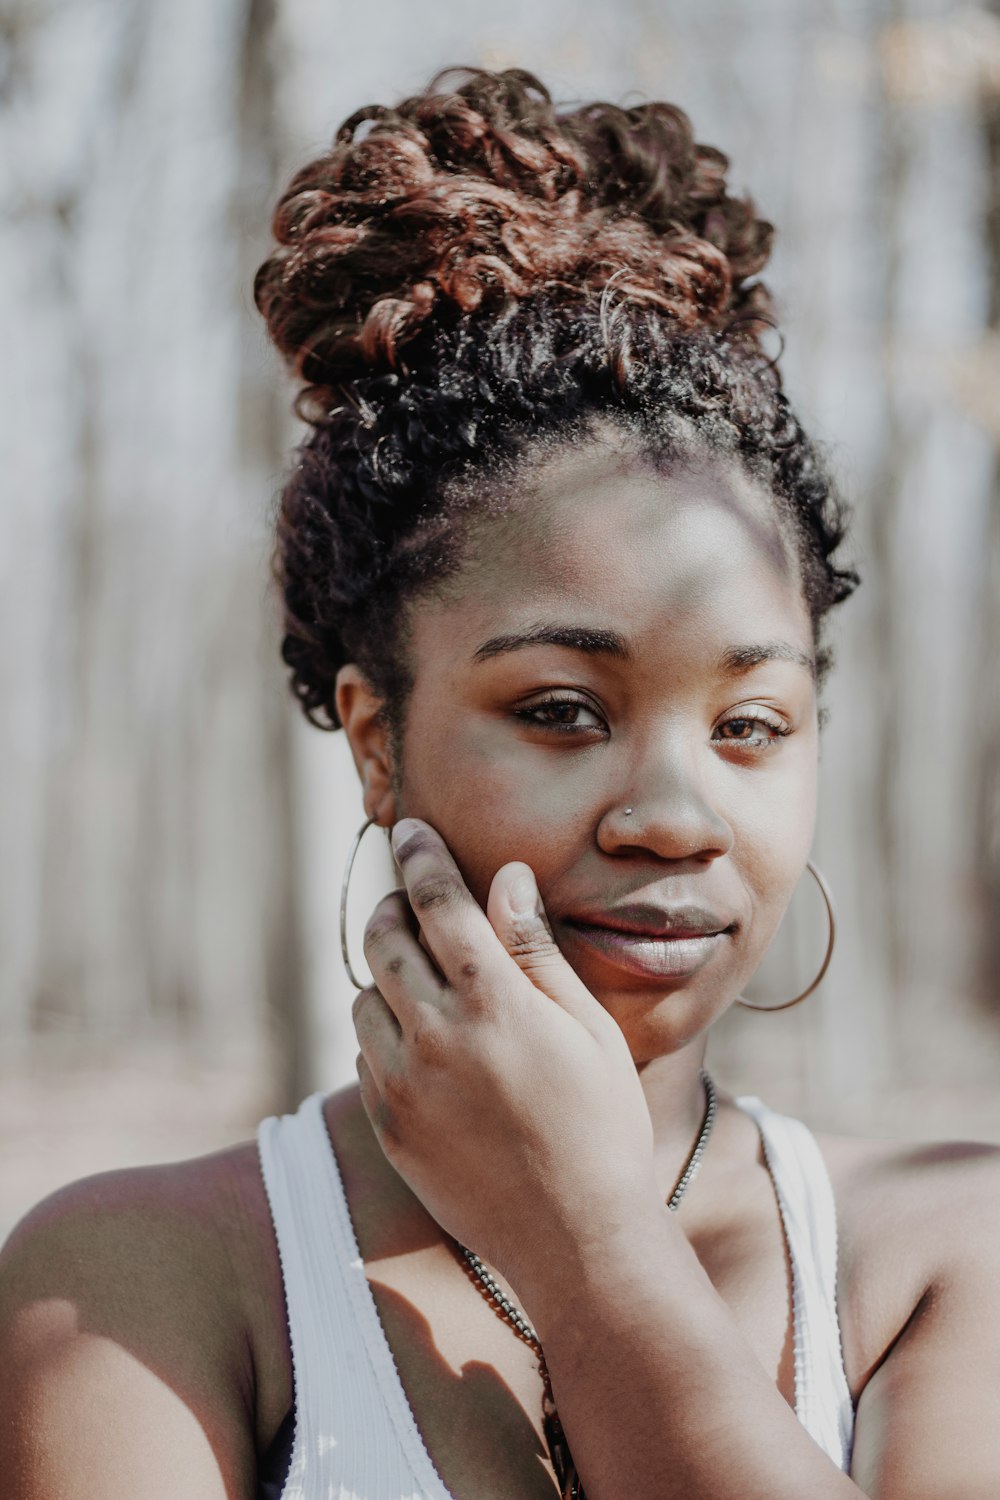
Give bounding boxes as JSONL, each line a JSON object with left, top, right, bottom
{"left": 568, "top": 972, "right": 726, "bottom": 1062}
{"left": 611, "top": 1005, "right": 716, "bottom": 1067}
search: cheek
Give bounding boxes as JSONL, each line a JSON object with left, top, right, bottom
{"left": 398, "top": 680, "right": 819, "bottom": 950}
{"left": 734, "top": 751, "right": 818, "bottom": 956}
{"left": 397, "top": 714, "right": 592, "bottom": 908}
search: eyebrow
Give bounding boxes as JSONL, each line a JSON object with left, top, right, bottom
{"left": 471, "top": 624, "right": 816, "bottom": 679}
{"left": 472, "top": 624, "right": 632, "bottom": 663}
{"left": 718, "top": 641, "right": 816, "bottom": 679}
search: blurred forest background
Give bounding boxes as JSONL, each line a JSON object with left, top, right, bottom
{"left": 3, "top": 0, "right": 1000, "bottom": 1239}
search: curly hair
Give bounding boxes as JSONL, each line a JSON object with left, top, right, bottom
{"left": 255, "top": 66, "right": 858, "bottom": 731}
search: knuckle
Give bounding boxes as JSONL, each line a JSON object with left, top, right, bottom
{"left": 457, "top": 976, "right": 490, "bottom": 1018}
{"left": 363, "top": 916, "right": 399, "bottom": 961}
{"left": 442, "top": 936, "right": 490, "bottom": 1006}
{"left": 506, "top": 920, "right": 559, "bottom": 964}
{"left": 411, "top": 1014, "right": 447, "bottom": 1066}
{"left": 381, "top": 1067, "right": 413, "bottom": 1114}
{"left": 394, "top": 828, "right": 434, "bottom": 865}
{"left": 410, "top": 874, "right": 460, "bottom": 915}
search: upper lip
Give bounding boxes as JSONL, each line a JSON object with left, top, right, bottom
{"left": 566, "top": 903, "right": 735, "bottom": 939}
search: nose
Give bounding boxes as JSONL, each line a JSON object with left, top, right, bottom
{"left": 596, "top": 735, "right": 734, "bottom": 863}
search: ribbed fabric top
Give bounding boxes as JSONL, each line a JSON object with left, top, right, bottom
{"left": 735, "top": 1094, "right": 855, "bottom": 1471}
{"left": 256, "top": 1091, "right": 854, "bottom": 1498}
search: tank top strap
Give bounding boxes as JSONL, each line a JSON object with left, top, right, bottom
{"left": 256, "top": 1091, "right": 453, "bottom": 1500}
{"left": 735, "top": 1094, "right": 855, "bottom": 1472}
{"left": 257, "top": 1090, "right": 853, "bottom": 1492}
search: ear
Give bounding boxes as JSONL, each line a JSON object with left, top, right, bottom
{"left": 335, "top": 665, "right": 398, "bottom": 827}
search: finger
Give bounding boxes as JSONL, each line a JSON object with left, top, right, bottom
{"left": 363, "top": 890, "right": 446, "bottom": 1028}
{"left": 390, "top": 818, "right": 508, "bottom": 991}
{"left": 352, "top": 985, "right": 403, "bottom": 1089}
{"left": 355, "top": 1016, "right": 417, "bottom": 1163}
{"left": 355, "top": 1050, "right": 399, "bottom": 1154}
{"left": 486, "top": 862, "right": 606, "bottom": 1029}
{"left": 355, "top": 1049, "right": 382, "bottom": 1124}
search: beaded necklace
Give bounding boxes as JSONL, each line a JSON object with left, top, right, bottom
{"left": 453, "top": 1069, "right": 717, "bottom": 1499}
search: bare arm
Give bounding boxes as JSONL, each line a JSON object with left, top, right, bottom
{"left": 355, "top": 818, "right": 1000, "bottom": 1500}
{"left": 848, "top": 1200, "right": 1000, "bottom": 1500}
{"left": 0, "top": 1165, "right": 258, "bottom": 1500}
{"left": 524, "top": 1182, "right": 1000, "bottom": 1500}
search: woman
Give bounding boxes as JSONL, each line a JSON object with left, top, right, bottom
{"left": 3, "top": 65, "right": 999, "bottom": 1500}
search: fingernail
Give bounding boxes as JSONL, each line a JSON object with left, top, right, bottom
{"left": 509, "top": 872, "right": 539, "bottom": 916}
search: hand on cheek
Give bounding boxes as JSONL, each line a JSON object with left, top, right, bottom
{"left": 352, "top": 818, "right": 658, "bottom": 1287}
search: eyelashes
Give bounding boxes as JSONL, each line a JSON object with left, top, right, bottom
{"left": 513, "top": 694, "right": 605, "bottom": 733}
{"left": 714, "top": 712, "right": 790, "bottom": 747}
{"left": 512, "top": 693, "right": 792, "bottom": 749}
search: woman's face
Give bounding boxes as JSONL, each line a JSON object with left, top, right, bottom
{"left": 385, "top": 435, "right": 818, "bottom": 1062}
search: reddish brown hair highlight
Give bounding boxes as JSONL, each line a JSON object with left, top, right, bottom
{"left": 255, "top": 68, "right": 774, "bottom": 420}
{"left": 254, "top": 68, "right": 857, "bottom": 731}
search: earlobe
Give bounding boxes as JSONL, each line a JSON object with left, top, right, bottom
{"left": 335, "top": 664, "right": 398, "bottom": 826}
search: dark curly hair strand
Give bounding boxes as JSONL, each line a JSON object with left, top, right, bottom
{"left": 254, "top": 67, "right": 858, "bottom": 732}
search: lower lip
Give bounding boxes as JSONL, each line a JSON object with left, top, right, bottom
{"left": 566, "top": 922, "right": 728, "bottom": 980}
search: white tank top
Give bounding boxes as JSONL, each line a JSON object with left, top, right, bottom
{"left": 256, "top": 1091, "right": 855, "bottom": 1497}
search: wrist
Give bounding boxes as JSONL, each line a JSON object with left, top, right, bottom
{"left": 510, "top": 1189, "right": 695, "bottom": 1343}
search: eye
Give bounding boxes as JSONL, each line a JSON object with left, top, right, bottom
{"left": 714, "top": 710, "right": 790, "bottom": 750}
{"left": 513, "top": 694, "right": 607, "bottom": 735}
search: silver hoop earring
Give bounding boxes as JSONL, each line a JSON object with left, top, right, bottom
{"left": 340, "top": 815, "right": 380, "bottom": 990}
{"left": 736, "top": 860, "right": 836, "bottom": 1013}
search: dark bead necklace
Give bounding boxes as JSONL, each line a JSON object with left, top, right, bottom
{"left": 453, "top": 1069, "right": 717, "bottom": 1499}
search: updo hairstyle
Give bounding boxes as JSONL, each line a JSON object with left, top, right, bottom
{"left": 254, "top": 67, "right": 858, "bottom": 732}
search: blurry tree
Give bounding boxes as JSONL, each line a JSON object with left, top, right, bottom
{"left": 977, "top": 0, "right": 1000, "bottom": 1001}
{"left": 3, "top": 0, "right": 1000, "bottom": 1238}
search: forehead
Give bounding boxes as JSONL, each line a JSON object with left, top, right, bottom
{"left": 427, "top": 436, "right": 810, "bottom": 655}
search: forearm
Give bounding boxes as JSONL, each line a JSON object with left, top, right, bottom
{"left": 519, "top": 1201, "right": 861, "bottom": 1500}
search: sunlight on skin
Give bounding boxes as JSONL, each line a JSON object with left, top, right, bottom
{"left": 331, "top": 437, "right": 875, "bottom": 1500}
{"left": 339, "top": 436, "right": 819, "bottom": 1169}
{"left": 8, "top": 1297, "right": 233, "bottom": 1494}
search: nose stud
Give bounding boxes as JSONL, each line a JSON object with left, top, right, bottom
{"left": 623, "top": 807, "right": 634, "bottom": 817}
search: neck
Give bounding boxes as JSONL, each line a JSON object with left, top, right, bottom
{"left": 636, "top": 1043, "right": 713, "bottom": 1203}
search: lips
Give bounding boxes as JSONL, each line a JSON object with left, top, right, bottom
{"left": 561, "top": 902, "right": 736, "bottom": 981}
{"left": 566, "top": 902, "right": 735, "bottom": 940}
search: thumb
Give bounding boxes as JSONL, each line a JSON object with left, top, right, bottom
{"left": 487, "top": 862, "right": 601, "bottom": 1025}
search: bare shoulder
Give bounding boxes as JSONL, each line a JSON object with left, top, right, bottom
{"left": 814, "top": 1126, "right": 1000, "bottom": 1396}
{"left": 811, "top": 1130, "right": 1000, "bottom": 1489}
{"left": 819, "top": 1125, "right": 1000, "bottom": 1261}
{"left": 0, "top": 1136, "right": 270, "bottom": 1365}
{"left": 0, "top": 1132, "right": 288, "bottom": 1498}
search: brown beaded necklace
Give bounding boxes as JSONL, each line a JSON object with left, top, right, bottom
{"left": 452, "top": 1069, "right": 717, "bottom": 1499}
